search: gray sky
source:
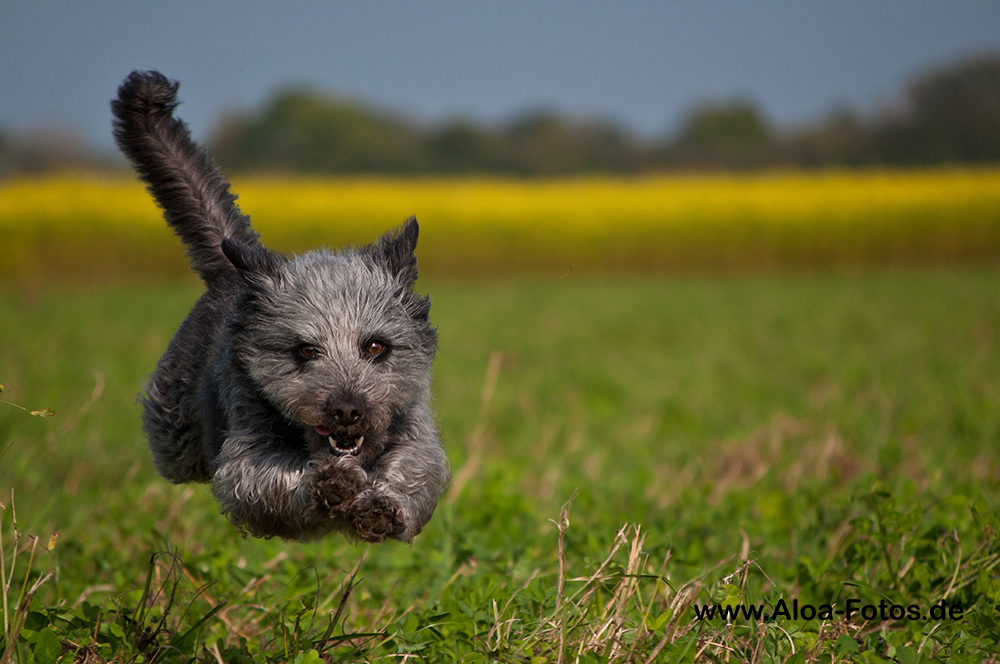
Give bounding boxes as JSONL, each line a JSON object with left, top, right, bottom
{"left": 3, "top": 1, "right": 999, "bottom": 154}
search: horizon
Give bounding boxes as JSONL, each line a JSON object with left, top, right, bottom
{"left": 3, "top": 2, "right": 999, "bottom": 156}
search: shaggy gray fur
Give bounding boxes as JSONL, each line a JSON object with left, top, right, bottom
{"left": 112, "top": 71, "right": 449, "bottom": 542}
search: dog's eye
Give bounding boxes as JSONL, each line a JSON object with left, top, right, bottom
{"left": 297, "top": 345, "right": 321, "bottom": 360}
{"left": 364, "top": 340, "right": 388, "bottom": 360}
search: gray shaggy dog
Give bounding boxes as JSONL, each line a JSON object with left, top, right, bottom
{"left": 112, "top": 71, "right": 449, "bottom": 543}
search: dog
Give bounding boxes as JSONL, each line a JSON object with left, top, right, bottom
{"left": 111, "top": 71, "right": 449, "bottom": 543}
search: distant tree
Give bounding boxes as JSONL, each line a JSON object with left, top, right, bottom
{"left": 778, "top": 108, "right": 875, "bottom": 168}
{"left": 504, "top": 111, "right": 578, "bottom": 174}
{"left": 675, "top": 101, "right": 770, "bottom": 149}
{"left": 197, "top": 52, "right": 1000, "bottom": 175}
{"left": 878, "top": 54, "right": 1000, "bottom": 164}
{"left": 668, "top": 101, "right": 773, "bottom": 169}
{"left": 568, "top": 119, "right": 645, "bottom": 173}
{"left": 0, "top": 130, "right": 9, "bottom": 176}
{"left": 427, "top": 120, "right": 510, "bottom": 173}
{"left": 503, "top": 110, "right": 643, "bottom": 174}
{"left": 210, "top": 89, "right": 426, "bottom": 173}
{"left": 0, "top": 128, "right": 113, "bottom": 177}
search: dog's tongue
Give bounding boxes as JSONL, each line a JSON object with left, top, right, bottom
{"left": 315, "top": 425, "right": 332, "bottom": 437}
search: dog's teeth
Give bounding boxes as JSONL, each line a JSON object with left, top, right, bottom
{"left": 327, "top": 434, "right": 364, "bottom": 452}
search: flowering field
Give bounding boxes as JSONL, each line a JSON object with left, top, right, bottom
{"left": 2, "top": 168, "right": 1000, "bottom": 284}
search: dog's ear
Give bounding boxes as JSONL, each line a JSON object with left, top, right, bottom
{"left": 372, "top": 216, "right": 419, "bottom": 285}
{"left": 221, "top": 237, "right": 285, "bottom": 287}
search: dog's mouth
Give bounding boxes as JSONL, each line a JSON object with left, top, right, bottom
{"left": 314, "top": 425, "right": 366, "bottom": 454}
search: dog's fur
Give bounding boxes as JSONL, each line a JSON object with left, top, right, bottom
{"left": 112, "top": 71, "right": 449, "bottom": 542}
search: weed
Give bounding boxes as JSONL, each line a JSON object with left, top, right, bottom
{"left": 0, "top": 386, "right": 54, "bottom": 420}
{"left": 0, "top": 497, "right": 58, "bottom": 664}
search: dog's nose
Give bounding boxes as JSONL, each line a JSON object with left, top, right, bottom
{"left": 331, "top": 396, "right": 365, "bottom": 426}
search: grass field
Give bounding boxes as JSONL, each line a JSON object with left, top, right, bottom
{"left": 3, "top": 266, "right": 1000, "bottom": 662}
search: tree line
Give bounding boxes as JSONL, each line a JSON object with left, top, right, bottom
{"left": 208, "top": 54, "right": 1000, "bottom": 174}
{"left": 2, "top": 53, "right": 998, "bottom": 177}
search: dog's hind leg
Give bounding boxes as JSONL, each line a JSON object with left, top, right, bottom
{"left": 139, "top": 290, "right": 230, "bottom": 484}
{"left": 142, "top": 369, "right": 210, "bottom": 483}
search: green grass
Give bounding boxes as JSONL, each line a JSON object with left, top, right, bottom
{"left": 2, "top": 268, "right": 1000, "bottom": 662}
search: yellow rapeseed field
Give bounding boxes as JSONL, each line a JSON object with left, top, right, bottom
{"left": 2, "top": 168, "right": 999, "bottom": 283}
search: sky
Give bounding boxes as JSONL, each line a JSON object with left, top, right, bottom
{"left": 2, "top": 1, "right": 1000, "bottom": 155}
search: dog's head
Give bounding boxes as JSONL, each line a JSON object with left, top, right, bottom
{"left": 223, "top": 217, "right": 436, "bottom": 464}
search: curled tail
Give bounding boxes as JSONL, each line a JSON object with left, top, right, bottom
{"left": 112, "top": 70, "right": 261, "bottom": 285}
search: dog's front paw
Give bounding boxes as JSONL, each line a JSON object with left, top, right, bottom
{"left": 308, "top": 458, "right": 368, "bottom": 514}
{"left": 348, "top": 492, "right": 406, "bottom": 543}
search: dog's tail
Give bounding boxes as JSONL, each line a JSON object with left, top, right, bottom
{"left": 112, "top": 70, "right": 262, "bottom": 285}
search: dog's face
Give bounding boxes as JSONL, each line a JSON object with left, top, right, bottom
{"left": 223, "top": 219, "right": 436, "bottom": 465}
